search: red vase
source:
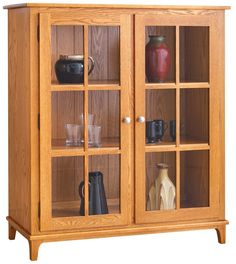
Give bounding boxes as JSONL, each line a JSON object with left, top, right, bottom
{"left": 145, "top": 35, "right": 171, "bottom": 83}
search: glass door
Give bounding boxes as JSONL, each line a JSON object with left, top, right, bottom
{"left": 39, "top": 12, "right": 131, "bottom": 231}
{"left": 135, "top": 14, "right": 219, "bottom": 224}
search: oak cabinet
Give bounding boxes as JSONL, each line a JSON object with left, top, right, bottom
{"left": 5, "top": 3, "right": 229, "bottom": 261}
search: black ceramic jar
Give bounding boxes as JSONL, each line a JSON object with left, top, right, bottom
{"left": 55, "top": 55, "right": 94, "bottom": 84}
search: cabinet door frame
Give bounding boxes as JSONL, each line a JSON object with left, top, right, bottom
{"left": 135, "top": 13, "right": 223, "bottom": 224}
{"left": 39, "top": 12, "right": 132, "bottom": 231}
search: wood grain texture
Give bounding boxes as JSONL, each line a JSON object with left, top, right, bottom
{"left": 180, "top": 26, "right": 209, "bottom": 82}
{"left": 180, "top": 88, "right": 209, "bottom": 143}
{"left": 7, "top": 214, "right": 228, "bottom": 261}
{"left": 6, "top": 5, "right": 227, "bottom": 260}
{"left": 8, "top": 8, "right": 31, "bottom": 232}
{"left": 29, "top": 6, "right": 41, "bottom": 235}
{"left": 210, "top": 11, "right": 225, "bottom": 218}
{"left": 39, "top": 13, "right": 53, "bottom": 231}
{"left": 135, "top": 13, "right": 222, "bottom": 225}
{"left": 29, "top": 240, "right": 42, "bottom": 261}
{"left": 216, "top": 225, "right": 226, "bottom": 244}
{"left": 3, "top": 3, "right": 231, "bottom": 10}
{"left": 51, "top": 25, "right": 121, "bottom": 209}
{"left": 8, "top": 222, "right": 16, "bottom": 240}
{"left": 180, "top": 150, "right": 209, "bottom": 208}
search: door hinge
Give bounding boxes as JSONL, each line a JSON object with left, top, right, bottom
{"left": 38, "top": 202, "right": 41, "bottom": 218}
{"left": 37, "top": 25, "right": 40, "bottom": 42}
{"left": 38, "top": 113, "right": 40, "bottom": 130}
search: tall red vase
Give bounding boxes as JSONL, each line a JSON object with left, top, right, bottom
{"left": 145, "top": 35, "right": 171, "bottom": 83}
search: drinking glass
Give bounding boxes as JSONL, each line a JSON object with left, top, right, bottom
{"left": 79, "top": 113, "right": 94, "bottom": 126}
{"left": 79, "top": 113, "right": 94, "bottom": 142}
{"left": 88, "top": 125, "right": 102, "bottom": 147}
{"left": 65, "top": 124, "right": 81, "bottom": 146}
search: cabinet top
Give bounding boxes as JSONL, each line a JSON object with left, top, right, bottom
{"left": 3, "top": 3, "right": 230, "bottom": 10}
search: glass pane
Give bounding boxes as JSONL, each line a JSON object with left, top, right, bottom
{"left": 88, "top": 26, "right": 120, "bottom": 85}
{"left": 180, "top": 89, "right": 209, "bottom": 144}
{"left": 146, "top": 89, "right": 176, "bottom": 145}
{"left": 145, "top": 26, "right": 175, "bottom": 83}
{"left": 180, "top": 150, "right": 209, "bottom": 208}
{"left": 51, "top": 91, "right": 84, "bottom": 149}
{"left": 51, "top": 25, "right": 84, "bottom": 84}
{"left": 146, "top": 152, "right": 176, "bottom": 211}
{"left": 180, "top": 26, "right": 209, "bottom": 82}
{"left": 52, "top": 156, "right": 84, "bottom": 217}
{"left": 88, "top": 91, "right": 120, "bottom": 148}
{"left": 89, "top": 155, "right": 120, "bottom": 215}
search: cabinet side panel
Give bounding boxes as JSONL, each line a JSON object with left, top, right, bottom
{"left": 210, "top": 11, "right": 225, "bottom": 220}
{"left": 8, "top": 8, "right": 31, "bottom": 232}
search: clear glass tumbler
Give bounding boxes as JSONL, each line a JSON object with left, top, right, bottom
{"left": 65, "top": 124, "right": 81, "bottom": 146}
{"left": 79, "top": 113, "right": 94, "bottom": 142}
{"left": 88, "top": 125, "right": 102, "bottom": 147}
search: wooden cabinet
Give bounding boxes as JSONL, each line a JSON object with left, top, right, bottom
{"left": 5, "top": 3, "right": 229, "bottom": 261}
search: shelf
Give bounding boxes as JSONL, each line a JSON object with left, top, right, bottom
{"left": 51, "top": 80, "right": 120, "bottom": 91}
{"left": 145, "top": 82, "right": 210, "bottom": 90}
{"left": 145, "top": 142, "right": 176, "bottom": 152}
{"left": 145, "top": 139, "right": 209, "bottom": 153}
{"left": 179, "top": 82, "right": 210, "bottom": 89}
{"left": 51, "top": 138, "right": 120, "bottom": 157}
{"left": 145, "top": 83, "right": 177, "bottom": 89}
{"left": 88, "top": 80, "right": 120, "bottom": 89}
{"left": 51, "top": 81, "right": 84, "bottom": 91}
{"left": 52, "top": 199, "right": 119, "bottom": 218}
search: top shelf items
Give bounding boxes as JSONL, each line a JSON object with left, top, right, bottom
{"left": 51, "top": 25, "right": 120, "bottom": 86}
{"left": 145, "top": 26, "right": 209, "bottom": 84}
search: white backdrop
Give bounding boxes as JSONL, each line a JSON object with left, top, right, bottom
{"left": 0, "top": 0, "right": 235, "bottom": 263}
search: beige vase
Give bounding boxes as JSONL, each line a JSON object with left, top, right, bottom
{"left": 147, "top": 163, "right": 176, "bottom": 210}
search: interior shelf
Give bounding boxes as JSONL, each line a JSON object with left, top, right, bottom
{"left": 145, "top": 83, "right": 177, "bottom": 89}
{"left": 51, "top": 137, "right": 120, "bottom": 156}
{"left": 51, "top": 80, "right": 120, "bottom": 91}
{"left": 52, "top": 199, "right": 120, "bottom": 218}
{"left": 145, "top": 82, "right": 210, "bottom": 90}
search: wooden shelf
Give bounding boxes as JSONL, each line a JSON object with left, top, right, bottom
{"left": 51, "top": 80, "right": 120, "bottom": 91}
{"left": 51, "top": 81, "right": 84, "bottom": 91}
{"left": 52, "top": 199, "right": 120, "bottom": 218}
{"left": 145, "top": 82, "right": 210, "bottom": 90}
{"left": 145, "top": 138, "right": 209, "bottom": 152}
{"left": 179, "top": 82, "right": 210, "bottom": 89}
{"left": 145, "top": 83, "right": 176, "bottom": 89}
{"left": 51, "top": 138, "right": 120, "bottom": 157}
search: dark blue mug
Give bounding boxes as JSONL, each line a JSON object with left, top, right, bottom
{"left": 146, "top": 121, "right": 157, "bottom": 143}
{"left": 154, "top": 119, "right": 168, "bottom": 142}
{"left": 170, "top": 120, "right": 176, "bottom": 141}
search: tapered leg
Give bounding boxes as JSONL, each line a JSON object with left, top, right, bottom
{"left": 216, "top": 225, "right": 226, "bottom": 244}
{"left": 29, "top": 240, "right": 42, "bottom": 261}
{"left": 8, "top": 223, "right": 16, "bottom": 240}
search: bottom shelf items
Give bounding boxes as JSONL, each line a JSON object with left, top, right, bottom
{"left": 52, "top": 154, "right": 120, "bottom": 218}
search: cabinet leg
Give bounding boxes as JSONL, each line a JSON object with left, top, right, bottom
{"left": 29, "top": 240, "right": 42, "bottom": 261}
{"left": 8, "top": 223, "right": 16, "bottom": 240}
{"left": 216, "top": 225, "right": 226, "bottom": 244}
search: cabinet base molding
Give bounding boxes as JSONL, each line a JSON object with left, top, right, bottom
{"left": 7, "top": 216, "right": 228, "bottom": 261}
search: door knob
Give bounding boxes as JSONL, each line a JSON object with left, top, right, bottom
{"left": 137, "top": 116, "right": 145, "bottom": 123}
{"left": 123, "top": 116, "right": 131, "bottom": 124}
